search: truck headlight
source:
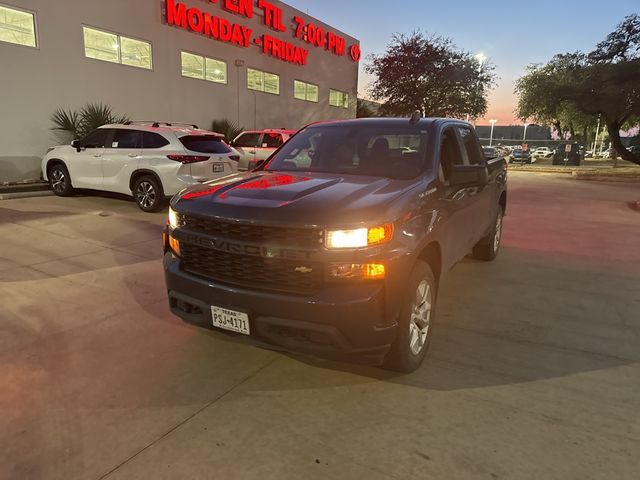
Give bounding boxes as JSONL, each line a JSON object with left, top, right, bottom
{"left": 325, "top": 223, "right": 394, "bottom": 249}
{"left": 168, "top": 207, "right": 179, "bottom": 229}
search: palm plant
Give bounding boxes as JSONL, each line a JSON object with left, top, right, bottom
{"left": 50, "top": 102, "right": 130, "bottom": 143}
{"left": 211, "top": 119, "right": 244, "bottom": 143}
{"left": 51, "top": 108, "right": 81, "bottom": 143}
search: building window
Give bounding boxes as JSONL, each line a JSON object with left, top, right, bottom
{"left": 329, "top": 89, "right": 349, "bottom": 108}
{"left": 181, "top": 51, "right": 227, "bottom": 84}
{"left": 83, "top": 26, "right": 152, "bottom": 70}
{"left": 294, "top": 80, "right": 319, "bottom": 103}
{"left": 0, "top": 4, "right": 37, "bottom": 48}
{"left": 248, "top": 68, "right": 279, "bottom": 95}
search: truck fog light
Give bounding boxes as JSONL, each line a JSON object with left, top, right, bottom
{"left": 328, "top": 263, "right": 385, "bottom": 280}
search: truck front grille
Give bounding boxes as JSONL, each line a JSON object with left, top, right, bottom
{"left": 180, "top": 242, "right": 323, "bottom": 295}
{"left": 180, "top": 214, "right": 324, "bottom": 249}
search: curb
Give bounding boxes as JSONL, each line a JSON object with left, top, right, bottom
{"left": 0, "top": 190, "right": 54, "bottom": 200}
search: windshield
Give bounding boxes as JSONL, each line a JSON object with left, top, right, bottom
{"left": 265, "top": 124, "right": 430, "bottom": 179}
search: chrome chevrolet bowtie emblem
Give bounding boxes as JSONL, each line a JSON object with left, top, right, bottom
{"left": 295, "top": 266, "right": 313, "bottom": 274}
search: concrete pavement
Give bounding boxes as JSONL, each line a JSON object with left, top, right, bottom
{"left": 1, "top": 173, "right": 639, "bottom": 479}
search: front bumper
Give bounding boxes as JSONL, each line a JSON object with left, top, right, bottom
{"left": 164, "top": 253, "right": 400, "bottom": 365}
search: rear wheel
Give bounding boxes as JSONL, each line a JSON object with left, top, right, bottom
{"left": 48, "top": 163, "right": 74, "bottom": 197}
{"left": 472, "top": 205, "right": 504, "bottom": 261}
{"left": 383, "top": 261, "right": 437, "bottom": 373}
{"left": 133, "top": 175, "right": 165, "bottom": 212}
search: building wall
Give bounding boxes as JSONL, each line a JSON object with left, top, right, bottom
{"left": 0, "top": 0, "right": 360, "bottom": 182}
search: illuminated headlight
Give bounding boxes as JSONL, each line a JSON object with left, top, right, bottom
{"left": 326, "top": 228, "right": 368, "bottom": 249}
{"left": 168, "top": 207, "right": 179, "bottom": 229}
{"left": 325, "top": 223, "right": 394, "bottom": 249}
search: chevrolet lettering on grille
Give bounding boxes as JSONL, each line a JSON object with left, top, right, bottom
{"left": 175, "top": 230, "right": 316, "bottom": 260}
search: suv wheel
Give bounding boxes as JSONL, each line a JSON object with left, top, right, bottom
{"left": 133, "top": 175, "right": 165, "bottom": 213}
{"left": 472, "top": 205, "right": 504, "bottom": 261}
{"left": 49, "top": 163, "right": 74, "bottom": 197}
{"left": 383, "top": 261, "right": 437, "bottom": 373}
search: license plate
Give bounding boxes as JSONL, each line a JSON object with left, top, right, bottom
{"left": 213, "top": 164, "right": 225, "bottom": 173}
{"left": 211, "top": 306, "right": 250, "bottom": 335}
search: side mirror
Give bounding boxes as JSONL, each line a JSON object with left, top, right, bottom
{"left": 251, "top": 159, "right": 266, "bottom": 171}
{"left": 71, "top": 139, "right": 82, "bottom": 152}
{"left": 449, "top": 165, "right": 488, "bottom": 188}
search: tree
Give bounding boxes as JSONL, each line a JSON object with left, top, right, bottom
{"left": 356, "top": 98, "right": 376, "bottom": 118}
{"left": 515, "top": 15, "right": 640, "bottom": 165}
{"left": 365, "top": 32, "right": 496, "bottom": 118}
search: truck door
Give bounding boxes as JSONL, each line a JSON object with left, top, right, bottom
{"left": 456, "top": 126, "right": 495, "bottom": 245}
{"left": 436, "top": 126, "right": 479, "bottom": 269}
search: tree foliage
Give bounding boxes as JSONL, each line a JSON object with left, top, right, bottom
{"left": 515, "top": 14, "right": 640, "bottom": 164}
{"left": 366, "top": 32, "right": 496, "bottom": 119}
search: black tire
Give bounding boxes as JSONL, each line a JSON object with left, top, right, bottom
{"left": 472, "top": 204, "right": 504, "bottom": 261}
{"left": 383, "top": 261, "right": 437, "bottom": 373}
{"left": 133, "top": 175, "right": 165, "bottom": 213}
{"left": 48, "top": 163, "right": 74, "bottom": 197}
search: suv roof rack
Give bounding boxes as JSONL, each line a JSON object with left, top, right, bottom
{"left": 125, "top": 121, "right": 200, "bottom": 129}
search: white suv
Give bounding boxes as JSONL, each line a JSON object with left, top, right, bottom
{"left": 42, "top": 122, "right": 239, "bottom": 212}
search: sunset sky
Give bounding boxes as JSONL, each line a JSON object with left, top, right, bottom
{"left": 287, "top": 0, "right": 639, "bottom": 125}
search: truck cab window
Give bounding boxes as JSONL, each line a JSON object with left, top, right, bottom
{"left": 439, "top": 129, "right": 463, "bottom": 183}
{"left": 457, "top": 127, "right": 484, "bottom": 165}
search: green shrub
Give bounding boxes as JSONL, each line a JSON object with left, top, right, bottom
{"left": 211, "top": 119, "right": 244, "bottom": 143}
{"left": 51, "top": 102, "right": 129, "bottom": 143}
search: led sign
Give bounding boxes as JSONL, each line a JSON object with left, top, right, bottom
{"left": 165, "top": 0, "right": 359, "bottom": 66}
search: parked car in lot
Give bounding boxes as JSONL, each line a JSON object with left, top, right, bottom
{"left": 42, "top": 122, "right": 239, "bottom": 212}
{"left": 509, "top": 148, "right": 533, "bottom": 164}
{"left": 552, "top": 144, "right": 583, "bottom": 166}
{"left": 482, "top": 146, "right": 500, "bottom": 159}
{"left": 231, "top": 129, "right": 297, "bottom": 171}
{"left": 532, "top": 146, "right": 553, "bottom": 158}
{"left": 163, "top": 116, "right": 508, "bottom": 373}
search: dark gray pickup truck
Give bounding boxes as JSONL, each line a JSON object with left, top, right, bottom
{"left": 163, "top": 117, "right": 507, "bottom": 372}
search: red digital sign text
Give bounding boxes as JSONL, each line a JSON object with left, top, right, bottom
{"left": 167, "top": 0, "right": 252, "bottom": 48}
{"left": 262, "top": 35, "right": 308, "bottom": 65}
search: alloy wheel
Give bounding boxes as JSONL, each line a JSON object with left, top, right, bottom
{"left": 493, "top": 214, "right": 503, "bottom": 252}
{"left": 136, "top": 181, "right": 156, "bottom": 209}
{"left": 409, "top": 279, "right": 433, "bottom": 355}
{"left": 51, "top": 169, "right": 66, "bottom": 194}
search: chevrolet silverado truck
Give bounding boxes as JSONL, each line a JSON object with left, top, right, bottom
{"left": 163, "top": 117, "right": 507, "bottom": 372}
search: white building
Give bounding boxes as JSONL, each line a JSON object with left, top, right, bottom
{"left": 0, "top": 0, "right": 360, "bottom": 182}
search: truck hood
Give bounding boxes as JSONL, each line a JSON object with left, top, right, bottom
{"left": 172, "top": 171, "right": 420, "bottom": 227}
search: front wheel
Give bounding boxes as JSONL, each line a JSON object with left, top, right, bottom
{"left": 472, "top": 205, "right": 504, "bottom": 261}
{"left": 48, "top": 163, "right": 74, "bottom": 197}
{"left": 383, "top": 261, "right": 437, "bottom": 373}
{"left": 133, "top": 175, "right": 165, "bottom": 212}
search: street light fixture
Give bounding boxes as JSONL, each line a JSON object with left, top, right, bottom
{"left": 489, "top": 119, "right": 497, "bottom": 147}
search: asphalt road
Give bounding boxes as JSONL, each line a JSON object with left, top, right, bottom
{"left": 1, "top": 172, "right": 639, "bottom": 480}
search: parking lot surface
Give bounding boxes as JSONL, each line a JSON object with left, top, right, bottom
{"left": 1, "top": 172, "right": 639, "bottom": 479}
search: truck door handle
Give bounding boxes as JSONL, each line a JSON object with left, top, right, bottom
{"left": 93, "top": 154, "right": 102, "bottom": 158}
{"left": 249, "top": 150, "right": 256, "bottom": 154}
{"left": 128, "top": 153, "right": 140, "bottom": 158}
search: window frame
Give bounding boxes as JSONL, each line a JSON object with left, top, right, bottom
{"left": 329, "top": 89, "right": 349, "bottom": 109}
{"left": 0, "top": 2, "right": 39, "bottom": 49}
{"left": 294, "top": 80, "right": 319, "bottom": 103}
{"left": 247, "top": 67, "right": 280, "bottom": 96}
{"left": 180, "top": 49, "right": 228, "bottom": 85}
{"left": 82, "top": 24, "right": 153, "bottom": 71}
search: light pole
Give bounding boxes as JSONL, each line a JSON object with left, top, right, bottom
{"left": 489, "top": 119, "right": 497, "bottom": 146}
{"left": 523, "top": 122, "right": 529, "bottom": 147}
{"left": 592, "top": 115, "right": 601, "bottom": 157}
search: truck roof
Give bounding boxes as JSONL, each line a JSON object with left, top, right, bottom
{"left": 307, "top": 117, "right": 470, "bottom": 129}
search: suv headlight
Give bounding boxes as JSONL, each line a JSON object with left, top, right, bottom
{"left": 325, "top": 223, "right": 394, "bottom": 249}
